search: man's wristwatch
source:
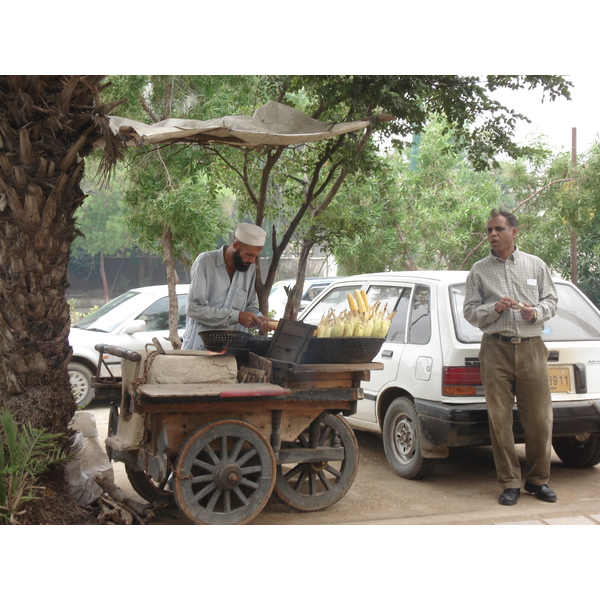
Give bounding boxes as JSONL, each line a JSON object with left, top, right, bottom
{"left": 531, "top": 308, "right": 538, "bottom": 323}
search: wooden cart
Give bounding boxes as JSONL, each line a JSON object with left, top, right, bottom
{"left": 95, "top": 323, "right": 382, "bottom": 525}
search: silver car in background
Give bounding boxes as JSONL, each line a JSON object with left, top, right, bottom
{"left": 69, "top": 285, "right": 189, "bottom": 408}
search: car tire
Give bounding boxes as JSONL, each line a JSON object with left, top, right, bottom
{"left": 552, "top": 433, "right": 600, "bottom": 468}
{"left": 383, "top": 396, "right": 438, "bottom": 480}
{"left": 69, "top": 362, "right": 94, "bottom": 409}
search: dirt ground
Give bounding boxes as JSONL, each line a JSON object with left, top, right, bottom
{"left": 17, "top": 473, "right": 99, "bottom": 525}
{"left": 109, "top": 426, "right": 600, "bottom": 527}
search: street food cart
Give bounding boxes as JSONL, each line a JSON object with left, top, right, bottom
{"left": 94, "top": 320, "right": 383, "bottom": 525}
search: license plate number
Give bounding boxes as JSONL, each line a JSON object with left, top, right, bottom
{"left": 548, "top": 367, "right": 571, "bottom": 393}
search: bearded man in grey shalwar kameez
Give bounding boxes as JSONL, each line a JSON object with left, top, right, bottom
{"left": 182, "top": 223, "right": 275, "bottom": 350}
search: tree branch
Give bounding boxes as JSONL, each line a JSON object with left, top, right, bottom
{"left": 311, "top": 125, "right": 376, "bottom": 218}
{"left": 138, "top": 93, "right": 160, "bottom": 123}
{"left": 513, "top": 177, "right": 578, "bottom": 212}
{"left": 206, "top": 146, "right": 261, "bottom": 207}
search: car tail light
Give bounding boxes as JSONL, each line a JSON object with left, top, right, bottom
{"left": 442, "top": 367, "right": 483, "bottom": 396}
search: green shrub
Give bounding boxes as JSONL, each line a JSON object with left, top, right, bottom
{"left": 0, "top": 409, "right": 71, "bottom": 524}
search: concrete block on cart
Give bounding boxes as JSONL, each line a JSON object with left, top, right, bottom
{"left": 120, "top": 349, "right": 238, "bottom": 396}
{"left": 146, "top": 350, "right": 238, "bottom": 384}
{"left": 123, "top": 350, "right": 238, "bottom": 384}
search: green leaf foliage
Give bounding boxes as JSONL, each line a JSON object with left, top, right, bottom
{"left": 0, "top": 409, "right": 71, "bottom": 524}
{"left": 329, "top": 116, "right": 502, "bottom": 273}
{"left": 123, "top": 146, "right": 231, "bottom": 266}
{"left": 74, "top": 155, "right": 134, "bottom": 257}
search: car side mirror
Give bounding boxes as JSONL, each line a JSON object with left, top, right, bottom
{"left": 122, "top": 319, "right": 146, "bottom": 335}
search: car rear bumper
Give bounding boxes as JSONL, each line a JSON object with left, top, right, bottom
{"left": 414, "top": 398, "right": 600, "bottom": 449}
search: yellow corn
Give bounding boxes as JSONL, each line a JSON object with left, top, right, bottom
{"left": 347, "top": 292, "right": 358, "bottom": 312}
{"left": 360, "top": 290, "right": 370, "bottom": 313}
{"left": 354, "top": 290, "right": 366, "bottom": 313}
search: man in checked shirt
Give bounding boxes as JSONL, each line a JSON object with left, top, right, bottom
{"left": 464, "top": 209, "right": 558, "bottom": 506}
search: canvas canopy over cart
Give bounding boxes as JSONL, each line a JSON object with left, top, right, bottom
{"left": 94, "top": 320, "right": 383, "bottom": 525}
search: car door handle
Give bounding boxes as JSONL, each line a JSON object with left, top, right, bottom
{"left": 382, "top": 349, "right": 394, "bottom": 358}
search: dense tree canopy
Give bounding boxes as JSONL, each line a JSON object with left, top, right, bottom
{"left": 191, "top": 76, "right": 573, "bottom": 311}
{"left": 88, "top": 75, "right": 575, "bottom": 317}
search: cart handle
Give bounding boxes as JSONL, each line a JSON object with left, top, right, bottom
{"left": 95, "top": 344, "right": 142, "bottom": 362}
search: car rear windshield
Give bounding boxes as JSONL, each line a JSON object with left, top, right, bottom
{"left": 450, "top": 282, "right": 600, "bottom": 343}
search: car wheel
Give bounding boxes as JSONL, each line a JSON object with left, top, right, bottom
{"left": 552, "top": 433, "right": 600, "bottom": 468}
{"left": 382, "top": 397, "right": 438, "bottom": 480}
{"left": 69, "top": 363, "right": 94, "bottom": 409}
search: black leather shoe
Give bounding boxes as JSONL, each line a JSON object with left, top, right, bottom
{"left": 524, "top": 482, "right": 557, "bottom": 502}
{"left": 499, "top": 488, "right": 520, "bottom": 505}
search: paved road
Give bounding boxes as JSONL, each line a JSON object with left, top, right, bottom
{"left": 87, "top": 399, "right": 600, "bottom": 526}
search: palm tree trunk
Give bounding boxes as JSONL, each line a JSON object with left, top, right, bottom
{"left": 0, "top": 76, "right": 122, "bottom": 432}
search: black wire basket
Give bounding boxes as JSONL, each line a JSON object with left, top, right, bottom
{"left": 198, "top": 330, "right": 253, "bottom": 352}
{"left": 198, "top": 330, "right": 271, "bottom": 356}
{"left": 302, "top": 336, "right": 385, "bottom": 364}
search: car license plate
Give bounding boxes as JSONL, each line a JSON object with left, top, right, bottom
{"left": 548, "top": 367, "right": 571, "bottom": 393}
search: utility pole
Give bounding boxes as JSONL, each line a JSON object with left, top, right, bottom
{"left": 571, "top": 127, "right": 578, "bottom": 286}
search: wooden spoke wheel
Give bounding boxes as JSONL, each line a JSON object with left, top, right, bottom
{"left": 273, "top": 413, "right": 358, "bottom": 512}
{"left": 173, "top": 420, "right": 276, "bottom": 525}
{"left": 125, "top": 465, "right": 176, "bottom": 506}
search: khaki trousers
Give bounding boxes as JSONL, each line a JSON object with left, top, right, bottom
{"left": 479, "top": 334, "right": 553, "bottom": 489}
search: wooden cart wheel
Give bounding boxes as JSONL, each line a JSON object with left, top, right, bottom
{"left": 125, "top": 465, "right": 176, "bottom": 506}
{"left": 273, "top": 413, "right": 358, "bottom": 512}
{"left": 173, "top": 420, "right": 276, "bottom": 525}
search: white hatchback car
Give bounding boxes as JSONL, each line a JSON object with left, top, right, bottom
{"left": 300, "top": 271, "right": 600, "bottom": 479}
{"left": 69, "top": 284, "right": 190, "bottom": 408}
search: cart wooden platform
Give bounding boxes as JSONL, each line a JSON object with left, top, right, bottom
{"left": 95, "top": 337, "right": 382, "bottom": 525}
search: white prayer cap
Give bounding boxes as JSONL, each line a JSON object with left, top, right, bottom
{"left": 234, "top": 223, "right": 267, "bottom": 247}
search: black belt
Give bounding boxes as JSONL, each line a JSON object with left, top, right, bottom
{"left": 490, "top": 333, "right": 534, "bottom": 344}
